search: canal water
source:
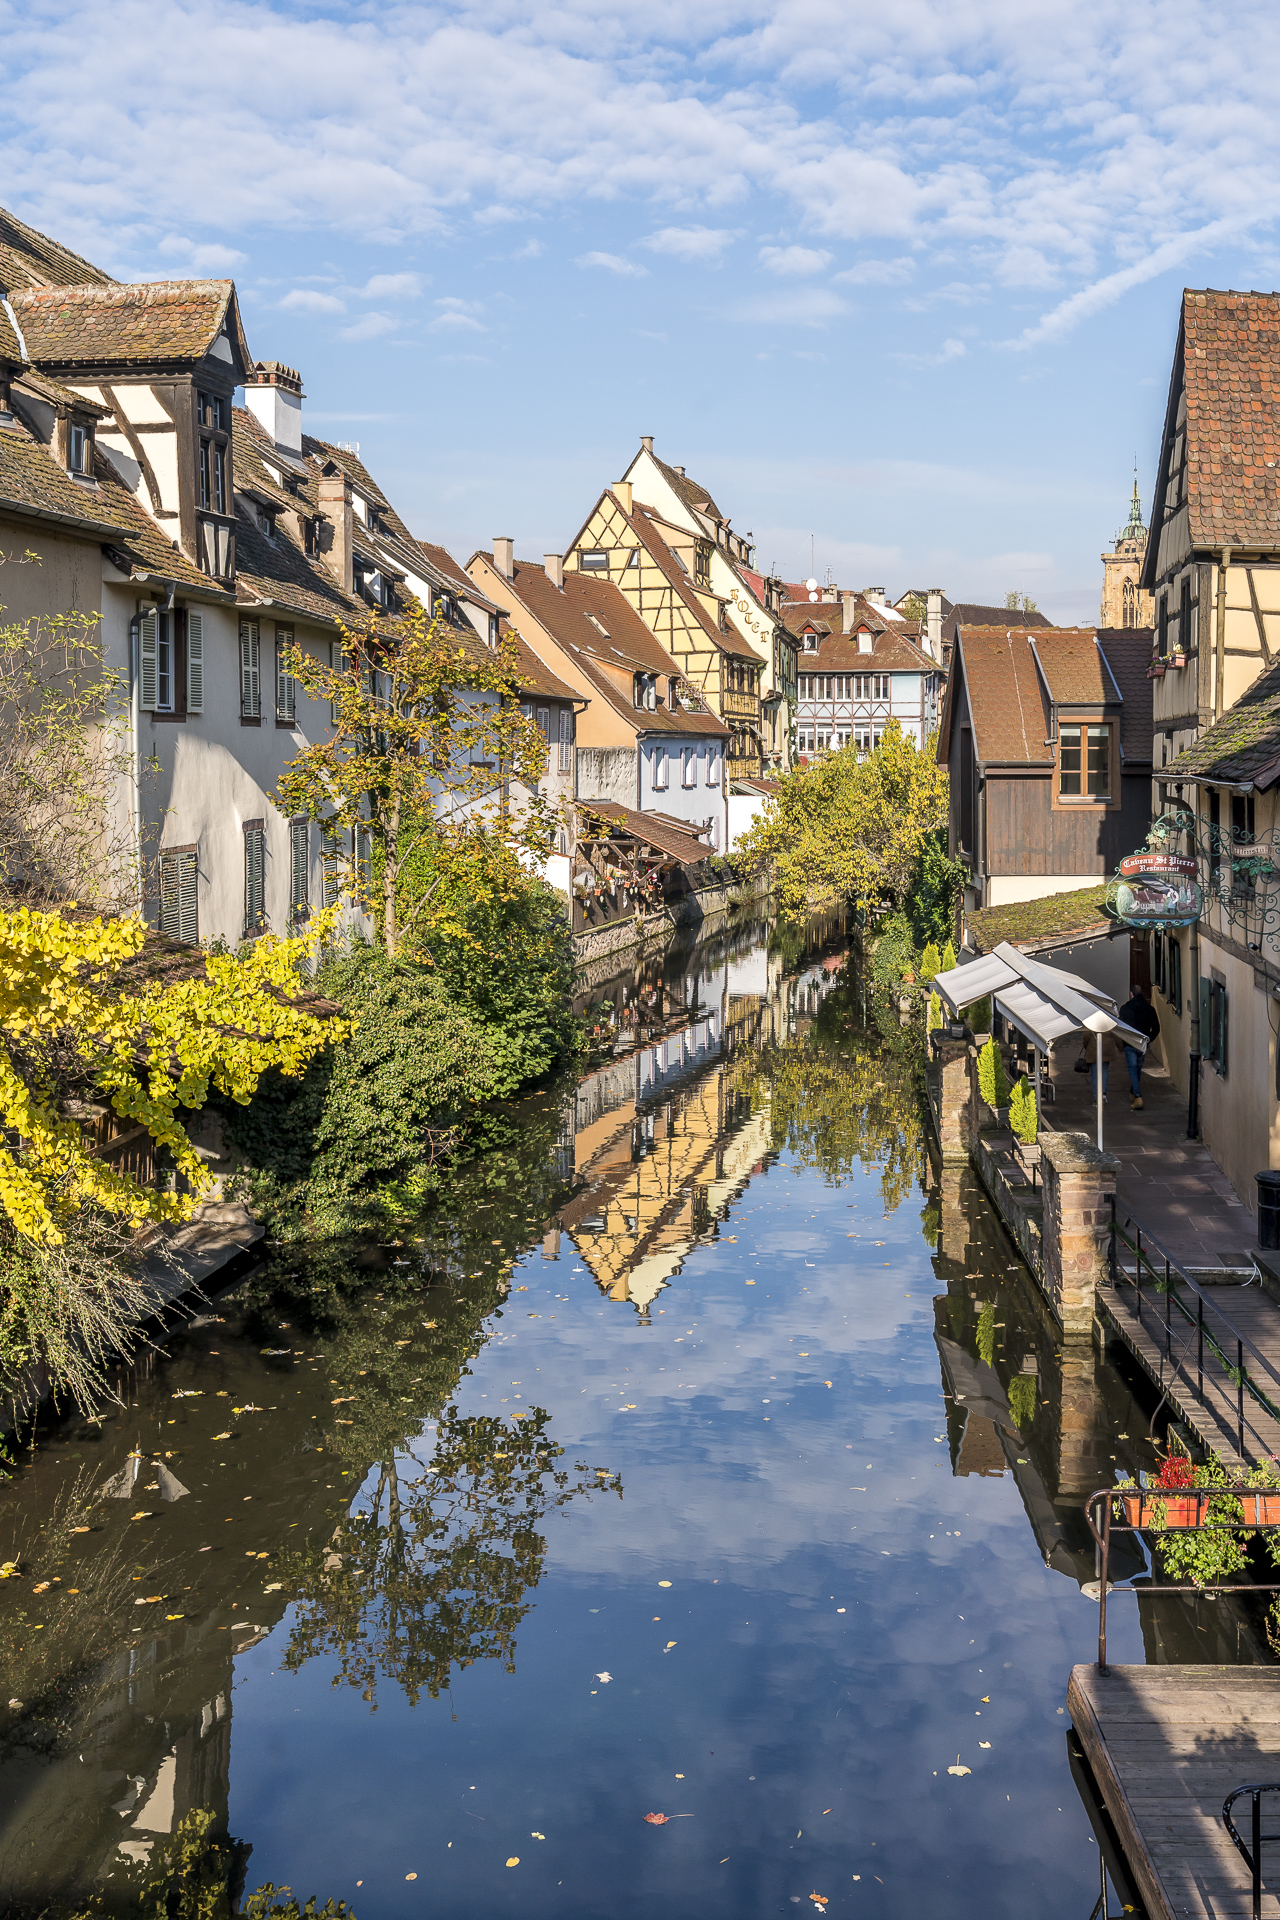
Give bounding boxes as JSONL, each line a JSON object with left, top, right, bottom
{"left": 0, "top": 912, "right": 1266, "bottom": 1916}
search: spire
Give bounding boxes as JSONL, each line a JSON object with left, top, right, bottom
{"left": 1116, "top": 466, "right": 1146, "bottom": 549}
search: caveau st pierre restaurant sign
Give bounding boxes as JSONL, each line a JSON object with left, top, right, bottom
{"left": 1110, "top": 849, "right": 1202, "bottom": 928}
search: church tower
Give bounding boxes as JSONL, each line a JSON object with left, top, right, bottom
{"left": 1100, "top": 473, "right": 1154, "bottom": 628}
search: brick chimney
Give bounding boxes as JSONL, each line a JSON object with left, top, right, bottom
{"left": 244, "top": 360, "right": 304, "bottom": 453}
{"left": 614, "top": 481, "right": 633, "bottom": 514}
{"left": 317, "top": 470, "right": 353, "bottom": 594}
{"left": 544, "top": 553, "right": 564, "bottom": 589}
{"left": 493, "top": 537, "right": 514, "bottom": 580}
{"left": 926, "top": 588, "right": 944, "bottom": 662}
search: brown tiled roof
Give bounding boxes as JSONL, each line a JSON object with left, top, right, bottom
{"left": 802, "top": 627, "right": 939, "bottom": 675}
{"left": 0, "top": 303, "right": 25, "bottom": 366}
{"left": 0, "top": 420, "right": 120, "bottom": 530}
{"left": 1175, "top": 289, "right": 1280, "bottom": 553}
{"left": 505, "top": 630, "right": 581, "bottom": 704}
{"left": 11, "top": 280, "right": 252, "bottom": 371}
{"left": 495, "top": 560, "right": 726, "bottom": 738}
{"left": 235, "top": 511, "right": 361, "bottom": 628}
{"left": 576, "top": 799, "right": 712, "bottom": 865}
{"left": 953, "top": 628, "right": 1051, "bottom": 765}
{"left": 945, "top": 603, "right": 1051, "bottom": 646}
{"left": 232, "top": 409, "right": 305, "bottom": 517}
{"left": 1028, "top": 629, "right": 1116, "bottom": 706}
{"left": 303, "top": 435, "right": 393, "bottom": 513}
{"left": 1095, "top": 628, "right": 1155, "bottom": 765}
{"left": 614, "top": 497, "right": 757, "bottom": 661}
{"left": 0, "top": 206, "right": 113, "bottom": 293}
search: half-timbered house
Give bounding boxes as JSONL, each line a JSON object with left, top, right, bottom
{"left": 783, "top": 592, "right": 943, "bottom": 756}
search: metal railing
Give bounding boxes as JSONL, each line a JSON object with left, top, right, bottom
{"left": 1224, "top": 1784, "right": 1280, "bottom": 1920}
{"left": 1084, "top": 1487, "right": 1280, "bottom": 1671}
{"left": 1108, "top": 1208, "right": 1280, "bottom": 1463}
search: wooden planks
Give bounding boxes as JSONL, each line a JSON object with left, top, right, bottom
{"left": 1098, "top": 1279, "right": 1280, "bottom": 1470}
{"left": 1070, "top": 1664, "right": 1280, "bottom": 1918}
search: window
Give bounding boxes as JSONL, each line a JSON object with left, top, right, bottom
{"left": 197, "top": 391, "right": 230, "bottom": 533}
{"left": 159, "top": 847, "right": 199, "bottom": 945}
{"left": 244, "top": 821, "right": 267, "bottom": 935}
{"left": 1059, "top": 722, "right": 1110, "bottom": 798}
{"left": 153, "top": 614, "right": 174, "bottom": 713}
{"left": 535, "top": 706, "right": 549, "bottom": 741}
{"left": 199, "top": 439, "right": 210, "bottom": 511}
{"left": 290, "top": 818, "right": 309, "bottom": 926}
{"left": 275, "top": 626, "right": 296, "bottom": 725}
{"left": 707, "top": 746, "right": 720, "bottom": 786}
{"left": 634, "top": 673, "right": 657, "bottom": 711}
{"left": 652, "top": 744, "right": 668, "bottom": 790}
{"left": 803, "top": 631, "right": 818, "bottom": 651}
{"left": 1201, "top": 972, "right": 1229, "bottom": 1076}
{"left": 858, "top": 631, "right": 873, "bottom": 654}
{"left": 240, "top": 620, "right": 261, "bottom": 719}
{"left": 186, "top": 611, "right": 204, "bottom": 714}
{"left": 682, "top": 745, "right": 697, "bottom": 787}
{"left": 1122, "top": 578, "right": 1137, "bottom": 628}
{"left": 855, "top": 725, "right": 873, "bottom": 755}
{"left": 1157, "top": 594, "right": 1168, "bottom": 658}
{"left": 695, "top": 545, "right": 711, "bottom": 585}
{"left": 799, "top": 675, "right": 810, "bottom": 699}
{"left": 854, "top": 674, "right": 872, "bottom": 700}
{"left": 558, "top": 708, "right": 573, "bottom": 773}
{"left": 213, "top": 444, "right": 226, "bottom": 514}
{"left": 580, "top": 551, "right": 609, "bottom": 572}
{"left": 816, "top": 728, "right": 831, "bottom": 752}
{"left": 69, "top": 423, "right": 91, "bottom": 474}
{"left": 798, "top": 728, "right": 814, "bottom": 754}
{"left": 872, "top": 674, "right": 890, "bottom": 701}
{"left": 1179, "top": 573, "right": 1192, "bottom": 654}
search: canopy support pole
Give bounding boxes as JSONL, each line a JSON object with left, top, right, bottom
{"left": 1096, "top": 1041, "right": 1104, "bottom": 1151}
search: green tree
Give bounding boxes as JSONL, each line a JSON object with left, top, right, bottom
{"left": 738, "top": 721, "right": 949, "bottom": 919}
{"left": 278, "top": 599, "right": 553, "bottom": 956}
{"left": 977, "top": 1037, "right": 1011, "bottom": 1110}
{"left": 1009, "top": 1075, "right": 1038, "bottom": 1143}
{"left": 1004, "top": 590, "right": 1039, "bottom": 615}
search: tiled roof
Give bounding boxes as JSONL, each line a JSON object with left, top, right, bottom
{"left": 801, "top": 628, "right": 938, "bottom": 675}
{"left": 965, "top": 883, "right": 1112, "bottom": 955}
{"left": 0, "top": 420, "right": 120, "bottom": 529}
{"left": 504, "top": 629, "right": 581, "bottom": 704}
{"left": 1164, "top": 658, "right": 1280, "bottom": 787}
{"left": 1096, "top": 627, "right": 1156, "bottom": 765}
{"left": 303, "top": 435, "right": 393, "bottom": 513}
{"left": 576, "top": 799, "right": 712, "bottom": 865}
{"left": 945, "top": 603, "right": 1051, "bottom": 645}
{"left": 1174, "top": 289, "right": 1280, "bottom": 552}
{"left": 0, "top": 303, "right": 25, "bottom": 366}
{"left": 497, "top": 561, "right": 726, "bottom": 737}
{"left": 231, "top": 409, "right": 304, "bottom": 517}
{"left": 953, "top": 627, "right": 1052, "bottom": 765}
{"left": 1029, "top": 629, "right": 1116, "bottom": 706}
{"left": 616, "top": 497, "right": 757, "bottom": 661}
{"left": 10, "top": 280, "right": 252, "bottom": 371}
{"left": 234, "top": 509, "right": 361, "bottom": 628}
{"left": 0, "top": 206, "right": 113, "bottom": 293}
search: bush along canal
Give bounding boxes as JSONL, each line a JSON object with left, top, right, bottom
{"left": 0, "top": 911, "right": 1266, "bottom": 1918}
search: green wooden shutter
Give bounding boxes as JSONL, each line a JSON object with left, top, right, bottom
{"left": 1199, "top": 976, "right": 1211, "bottom": 1057}
{"left": 160, "top": 850, "right": 199, "bottom": 944}
{"left": 139, "top": 610, "right": 158, "bottom": 711}
{"left": 276, "top": 627, "right": 295, "bottom": 724}
{"left": 1220, "top": 986, "right": 1229, "bottom": 1078}
{"left": 186, "top": 611, "right": 204, "bottom": 713}
{"left": 240, "top": 620, "right": 260, "bottom": 717}
{"left": 244, "top": 825, "right": 265, "bottom": 931}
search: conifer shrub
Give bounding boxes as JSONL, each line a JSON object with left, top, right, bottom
{"left": 920, "top": 941, "right": 941, "bottom": 981}
{"left": 977, "top": 1037, "right": 1011, "bottom": 1110}
{"left": 1009, "top": 1075, "right": 1038, "bottom": 1144}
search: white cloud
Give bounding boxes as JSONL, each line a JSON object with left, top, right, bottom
{"left": 512, "top": 238, "right": 544, "bottom": 259}
{"left": 156, "top": 234, "right": 246, "bottom": 274}
{"left": 280, "top": 288, "right": 346, "bottom": 313}
{"left": 359, "top": 271, "right": 421, "bottom": 300}
{"left": 832, "top": 256, "right": 915, "bottom": 287}
{"left": 731, "top": 287, "right": 848, "bottom": 326}
{"left": 576, "top": 250, "right": 648, "bottom": 277}
{"left": 338, "top": 310, "right": 396, "bottom": 340}
{"left": 643, "top": 225, "right": 736, "bottom": 263}
{"left": 758, "top": 244, "right": 833, "bottom": 276}
{"left": 430, "top": 296, "right": 486, "bottom": 332}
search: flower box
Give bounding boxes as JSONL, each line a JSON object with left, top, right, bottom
{"left": 1119, "top": 1490, "right": 1206, "bottom": 1528}
{"left": 1241, "top": 1492, "right": 1280, "bottom": 1526}
{"left": 1170, "top": 653, "right": 1187, "bottom": 668}
{"left": 1147, "top": 663, "right": 1166, "bottom": 679}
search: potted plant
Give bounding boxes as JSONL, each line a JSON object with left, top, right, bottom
{"left": 1170, "top": 649, "right": 1187, "bottom": 668}
{"left": 1115, "top": 1455, "right": 1247, "bottom": 1586}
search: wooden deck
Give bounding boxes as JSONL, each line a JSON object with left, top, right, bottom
{"left": 1069, "top": 1663, "right": 1280, "bottom": 1918}
{"left": 1098, "top": 1279, "right": 1280, "bottom": 1472}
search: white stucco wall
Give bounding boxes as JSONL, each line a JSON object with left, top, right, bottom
{"left": 727, "top": 790, "right": 768, "bottom": 852}
{"left": 638, "top": 735, "right": 725, "bottom": 849}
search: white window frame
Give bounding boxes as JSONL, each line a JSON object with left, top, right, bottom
{"left": 682, "top": 745, "right": 697, "bottom": 787}
{"left": 652, "top": 745, "right": 668, "bottom": 791}
{"left": 558, "top": 707, "right": 572, "bottom": 773}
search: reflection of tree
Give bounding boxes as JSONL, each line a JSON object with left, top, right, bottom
{"left": 276, "top": 1407, "right": 619, "bottom": 1709}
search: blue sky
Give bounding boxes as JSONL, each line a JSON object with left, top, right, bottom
{"left": 6, "top": 0, "right": 1280, "bottom": 621}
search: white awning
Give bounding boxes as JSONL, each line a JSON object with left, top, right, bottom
{"left": 932, "top": 941, "right": 1147, "bottom": 1056}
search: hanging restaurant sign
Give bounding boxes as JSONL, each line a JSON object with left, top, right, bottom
{"left": 1108, "top": 849, "right": 1202, "bottom": 928}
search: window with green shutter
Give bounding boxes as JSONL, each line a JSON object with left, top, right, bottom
{"left": 290, "top": 817, "right": 309, "bottom": 926}
{"left": 139, "top": 608, "right": 159, "bottom": 711}
{"left": 243, "top": 820, "right": 266, "bottom": 934}
{"left": 240, "top": 619, "right": 261, "bottom": 719}
{"left": 158, "top": 847, "right": 199, "bottom": 945}
{"left": 276, "top": 626, "right": 296, "bottom": 725}
{"left": 1201, "top": 972, "right": 1228, "bottom": 1076}
{"left": 186, "top": 611, "right": 204, "bottom": 714}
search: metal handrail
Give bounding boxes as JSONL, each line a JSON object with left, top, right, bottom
{"left": 1109, "top": 1209, "right": 1280, "bottom": 1459}
{"left": 1084, "top": 1485, "right": 1280, "bottom": 1672}
{"left": 1223, "top": 1784, "right": 1280, "bottom": 1920}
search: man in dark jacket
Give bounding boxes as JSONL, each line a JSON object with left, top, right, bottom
{"left": 1118, "top": 984, "right": 1160, "bottom": 1111}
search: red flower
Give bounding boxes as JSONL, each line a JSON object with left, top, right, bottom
{"left": 1154, "top": 1454, "right": 1196, "bottom": 1490}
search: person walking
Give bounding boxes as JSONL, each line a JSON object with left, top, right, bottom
{"left": 1083, "top": 1025, "right": 1117, "bottom": 1105}
{"left": 1118, "top": 982, "right": 1161, "bottom": 1111}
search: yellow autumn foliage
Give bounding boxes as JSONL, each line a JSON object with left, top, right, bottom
{"left": 0, "top": 905, "right": 347, "bottom": 1247}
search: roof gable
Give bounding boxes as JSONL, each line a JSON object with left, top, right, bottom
{"left": 1165, "top": 655, "right": 1280, "bottom": 788}
{"left": 954, "top": 628, "right": 1051, "bottom": 765}
{"left": 10, "top": 279, "right": 253, "bottom": 374}
{"left": 0, "top": 206, "right": 114, "bottom": 294}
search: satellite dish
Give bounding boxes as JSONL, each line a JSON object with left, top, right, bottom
{"left": 808, "top": 592, "right": 818, "bottom": 602}
{"left": 805, "top": 577, "right": 818, "bottom": 591}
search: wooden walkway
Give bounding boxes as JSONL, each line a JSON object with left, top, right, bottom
{"left": 1070, "top": 1664, "right": 1280, "bottom": 1918}
{"left": 1098, "top": 1278, "right": 1280, "bottom": 1472}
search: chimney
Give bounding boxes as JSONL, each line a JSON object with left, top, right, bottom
{"left": 674, "top": 465, "right": 685, "bottom": 477}
{"left": 493, "top": 536, "right": 514, "bottom": 580}
{"left": 841, "top": 590, "right": 856, "bottom": 633}
{"left": 926, "top": 588, "right": 944, "bottom": 662}
{"left": 317, "top": 470, "right": 353, "bottom": 594}
{"left": 863, "top": 586, "right": 885, "bottom": 607}
{"left": 640, "top": 435, "right": 653, "bottom": 452}
{"left": 243, "top": 360, "right": 304, "bottom": 453}
{"left": 544, "top": 553, "right": 564, "bottom": 589}
{"left": 614, "top": 480, "right": 633, "bottom": 514}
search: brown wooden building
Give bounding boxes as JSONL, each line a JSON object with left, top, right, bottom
{"left": 937, "top": 624, "right": 1154, "bottom": 915}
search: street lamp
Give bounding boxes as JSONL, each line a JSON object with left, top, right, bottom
{"left": 1082, "top": 1009, "right": 1115, "bottom": 1150}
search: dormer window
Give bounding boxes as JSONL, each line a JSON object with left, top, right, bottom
{"left": 196, "top": 391, "right": 230, "bottom": 520}
{"left": 69, "top": 423, "right": 92, "bottom": 474}
{"left": 634, "top": 672, "right": 657, "bottom": 711}
{"left": 857, "top": 630, "right": 873, "bottom": 654}
{"left": 803, "top": 630, "right": 818, "bottom": 651}
{"left": 255, "top": 503, "right": 275, "bottom": 541}
{"left": 695, "top": 544, "right": 711, "bottom": 585}
{"left": 580, "top": 551, "right": 608, "bottom": 572}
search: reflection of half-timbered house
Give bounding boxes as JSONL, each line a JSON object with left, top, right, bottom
{"left": 783, "top": 592, "right": 943, "bottom": 757}
{"left": 565, "top": 482, "right": 766, "bottom": 784}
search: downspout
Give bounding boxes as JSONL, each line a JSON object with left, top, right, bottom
{"left": 128, "top": 610, "right": 144, "bottom": 912}
{"left": 1215, "top": 548, "right": 1230, "bottom": 719}
{"left": 1187, "top": 906, "right": 1201, "bottom": 1139}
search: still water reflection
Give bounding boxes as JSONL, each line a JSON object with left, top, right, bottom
{"left": 0, "top": 910, "right": 1266, "bottom": 1916}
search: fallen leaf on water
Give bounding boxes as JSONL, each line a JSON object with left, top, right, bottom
{"left": 506, "top": 1857, "right": 520, "bottom": 1867}
{"left": 331, "top": 1397, "right": 355, "bottom": 1406}
{"left": 405, "top": 1872, "right": 417, "bottom": 1881}
{"left": 824, "top": 1381, "right": 833, "bottom": 1389}
{"left": 947, "top": 1764, "right": 971, "bottom": 1777}
{"left": 981, "top": 1696, "right": 989, "bottom": 1703}
{"left": 263, "top": 1582, "right": 283, "bottom": 1592}
{"left": 165, "top": 1613, "right": 184, "bottom": 1621}
{"left": 658, "top": 1580, "right": 672, "bottom": 1588}
{"left": 71, "top": 1526, "right": 90, "bottom": 1534}
{"left": 979, "top": 1742, "right": 991, "bottom": 1750}
{"left": 595, "top": 1671, "right": 612, "bottom": 1683}
{"left": 810, "top": 1897, "right": 828, "bottom": 1909}
{"left": 130, "top": 1512, "right": 153, "bottom": 1521}
{"left": 32, "top": 1582, "right": 49, "bottom": 1593}
{"left": 643, "top": 1814, "right": 669, "bottom": 1825}
{"left": 665, "top": 1641, "right": 677, "bottom": 1650}
{"left": 531, "top": 1832, "right": 545, "bottom": 1840}
{"left": 822, "top": 1808, "right": 831, "bottom": 1814}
